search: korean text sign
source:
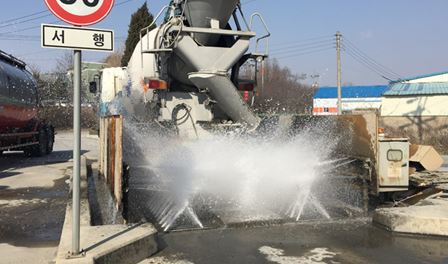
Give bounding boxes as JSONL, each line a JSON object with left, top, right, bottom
{"left": 42, "top": 24, "right": 114, "bottom": 52}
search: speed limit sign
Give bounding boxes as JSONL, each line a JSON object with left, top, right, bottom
{"left": 44, "top": 0, "right": 115, "bottom": 26}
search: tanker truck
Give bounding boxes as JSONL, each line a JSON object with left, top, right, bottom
{"left": 99, "top": 0, "right": 270, "bottom": 137}
{"left": 0, "top": 50, "right": 54, "bottom": 156}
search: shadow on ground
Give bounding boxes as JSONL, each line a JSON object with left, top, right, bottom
{"left": 0, "top": 175, "right": 69, "bottom": 247}
{"left": 0, "top": 150, "right": 89, "bottom": 170}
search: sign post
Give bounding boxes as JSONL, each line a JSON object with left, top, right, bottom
{"left": 43, "top": 0, "right": 114, "bottom": 257}
{"left": 73, "top": 48, "right": 82, "bottom": 255}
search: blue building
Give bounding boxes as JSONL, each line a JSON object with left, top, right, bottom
{"left": 313, "top": 85, "right": 389, "bottom": 115}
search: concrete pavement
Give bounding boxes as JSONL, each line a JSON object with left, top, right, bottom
{"left": 145, "top": 218, "right": 448, "bottom": 264}
{"left": 374, "top": 195, "right": 448, "bottom": 236}
{"left": 54, "top": 156, "right": 158, "bottom": 264}
{"left": 0, "top": 130, "right": 98, "bottom": 264}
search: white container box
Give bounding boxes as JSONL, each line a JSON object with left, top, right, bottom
{"left": 378, "top": 138, "right": 409, "bottom": 192}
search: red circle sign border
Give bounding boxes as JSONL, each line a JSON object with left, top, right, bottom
{"left": 44, "top": 0, "right": 115, "bottom": 26}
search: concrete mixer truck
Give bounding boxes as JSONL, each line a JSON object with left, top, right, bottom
{"left": 0, "top": 50, "right": 54, "bottom": 156}
{"left": 99, "top": 0, "right": 270, "bottom": 137}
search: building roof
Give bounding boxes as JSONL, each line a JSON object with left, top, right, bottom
{"left": 392, "top": 70, "right": 448, "bottom": 83}
{"left": 314, "top": 85, "right": 389, "bottom": 99}
{"left": 383, "top": 82, "right": 448, "bottom": 96}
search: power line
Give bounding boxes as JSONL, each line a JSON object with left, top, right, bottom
{"left": 0, "top": 20, "right": 60, "bottom": 35}
{"left": 17, "top": 49, "right": 61, "bottom": 57}
{"left": 343, "top": 37, "right": 402, "bottom": 79}
{"left": 275, "top": 46, "right": 333, "bottom": 60}
{"left": 1, "top": 34, "right": 40, "bottom": 38}
{"left": 343, "top": 44, "right": 401, "bottom": 80}
{"left": 270, "top": 39, "right": 334, "bottom": 53}
{"left": 343, "top": 48, "right": 395, "bottom": 81}
{"left": 241, "top": 0, "right": 258, "bottom": 5}
{"left": 0, "top": 33, "right": 40, "bottom": 41}
{"left": 0, "top": 10, "right": 49, "bottom": 25}
{"left": 0, "top": 38, "right": 40, "bottom": 42}
{"left": 25, "top": 58, "right": 60, "bottom": 62}
{"left": 342, "top": 44, "right": 399, "bottom": 80}
{"left": 271, "top": 43, "right": 335, "bottom": 56}
{"left": 0, "top": 14, "right": 52, "bottom": 30}
{"left": 270, "top": 35, "right": 334, "bottom": 48}
{"left": 115, "top": 0, "right": 137, "bottom": 7}
{"left": 343, "top": 38, "right": 399, "bottom": 76}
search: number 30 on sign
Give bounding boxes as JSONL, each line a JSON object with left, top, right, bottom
{"left": 44, "top": 0, "right": 115, "bottom": 26}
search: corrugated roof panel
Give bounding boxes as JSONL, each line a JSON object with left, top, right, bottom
{"left": 383, "top": 82, "right": 448, "bottom": 96}
{"left": 314, "top": 85, "right": 389, "bottom": 99}
{"left": 392, "top": 70, "right": 448, "bottom": 83}
{"left": 417, "top": 83, "right": 424, "bottom": 91}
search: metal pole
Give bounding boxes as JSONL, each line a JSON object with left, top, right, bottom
{"left": 336, "top": 31, "right": 342, "bottom": 115}
{"left": 261, "top": 59, "right": 265, "bottom": 96}
{"left": 72, "top": 49, "right": 82, "bottom": 255}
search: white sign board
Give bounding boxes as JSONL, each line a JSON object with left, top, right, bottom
{"left": 41, "top": 24, "right": 114, "bottom": 52}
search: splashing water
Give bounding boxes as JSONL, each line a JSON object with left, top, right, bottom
{"left": 122, "top": 116, "right": 354, "bottom": 230}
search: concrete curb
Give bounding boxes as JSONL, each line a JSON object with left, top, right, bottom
{"left": 373, "top": 198, "right": 448, "bottom": 236}
{"left": 56, "top": 156, "right": 158, "bottom": 264}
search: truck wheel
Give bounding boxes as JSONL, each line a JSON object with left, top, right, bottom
{"left": 24, "top": 147, "right": 32, "bottom": 157}
{"left": 46, "top": 126, "right": 54, "bottom": 154}
{"left": 30, "top": 128, "right": 48, "bottom": 157}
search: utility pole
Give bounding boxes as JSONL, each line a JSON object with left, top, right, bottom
{"left": 336, "top": 31, "right": 342, "bottom": 115}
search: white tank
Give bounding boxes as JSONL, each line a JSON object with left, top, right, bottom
{"left": 127, "top": 28, "right": 159, "bottom": 100}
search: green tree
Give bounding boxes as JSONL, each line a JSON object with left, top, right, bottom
{"left": 121, "top": 2, "right": 155, "bottom": 67}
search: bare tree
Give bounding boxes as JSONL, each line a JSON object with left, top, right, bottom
{"left": 103, "top": 48, "right": 124, "bottom": 67}
{"left": 55, "top": 51, "right": 74, "bottom": 73}
{"left": 254, "top": 59, "right": 316, "bottom": 115}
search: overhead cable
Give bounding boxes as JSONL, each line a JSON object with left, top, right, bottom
{"left": 0, "top": 10, "right": 49, "bottom": 26}
{"left": 275, "top": 47, "right": 334, "bottom": 60}
{"left": 343, "top": 47, "right": 396, "bottom": 81}
{"left": 0, "top": 14, "right": 52, "bottom": 30}
{"left": 343, "top": 37, "right": 401, "bottom": 79}
{"left": 270, "top": 35, "right": 334, "bottom": 48}
{"left": 271, "top": 43, "right": 335, "bottom": 56}
{"left": 270, "top": 39, "right": 335, "bottom": 53}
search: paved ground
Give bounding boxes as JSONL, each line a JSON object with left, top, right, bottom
{"left": 141, "top": 156, "right": 448, "bottom": 264}
{"left": 0, "top": 130, "right": 98, "bottom": 264}
{"left": 2, "top": 131, "right": 447, "bottom": 264}
{"left": 144, "top": 218, "right": 448, "bottom": 264}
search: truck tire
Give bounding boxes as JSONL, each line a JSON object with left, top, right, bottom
{"left": 27, "top": 128, "right": 48, "bottom": 157}
{"left": 46, "top": 126, "right": 54, "bottom": 154}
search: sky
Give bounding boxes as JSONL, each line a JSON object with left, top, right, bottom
{"left": 0, "top": 0, "right": 447, "bottom": 86}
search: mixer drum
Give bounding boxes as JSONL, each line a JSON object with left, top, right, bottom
{"left": 183, "top": 0, "right": 239, "bottom": 46}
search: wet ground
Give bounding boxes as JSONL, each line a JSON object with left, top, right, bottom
{"left": 138, "top": 157, "right": 448, "bottom": 264}
{"left": 0, "top": 130, "right": 98, "bottom": 264}
{"left": 147, "top": 218, "right": 448, "bottom": 264}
